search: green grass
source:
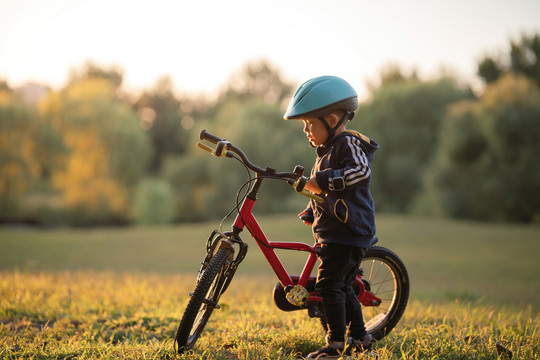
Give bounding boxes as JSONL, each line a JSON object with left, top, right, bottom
{"left": 1, "top": 214, "right": 539, "bottom": 359}
{"left": 1, "top": 272, "right": 538, "bottom": 359}
{"left": 1, "top": 214, "right": 539, "bottom": 307}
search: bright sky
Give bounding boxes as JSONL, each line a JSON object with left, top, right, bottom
{"left": 1, "top": 0, "right": 539, "bottom": 99}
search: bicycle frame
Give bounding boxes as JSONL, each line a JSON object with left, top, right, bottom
{"left": 233, "top": 188, "right": 318, "bottom": 291}
{"left": 230, "top": 176, "right": 380, "bottom": 307}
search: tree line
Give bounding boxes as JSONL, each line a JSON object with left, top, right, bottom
{"left": 1, "top": 33, "right": 539, "bottom": 226}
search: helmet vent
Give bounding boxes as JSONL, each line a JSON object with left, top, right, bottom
{"left": 296, "top": 91, "right": 308, "bottom": 104}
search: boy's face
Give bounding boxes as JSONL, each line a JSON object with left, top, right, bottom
{"left": 302, "top": 117, "right": 328, "bottom": 147}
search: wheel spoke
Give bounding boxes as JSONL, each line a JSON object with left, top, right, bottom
{"left": 356, "top": 247, "right": 409, "bottom": 341}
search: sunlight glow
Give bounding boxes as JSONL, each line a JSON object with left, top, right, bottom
{"left": 1, "top": 0, "right": 539, "bottom": 99}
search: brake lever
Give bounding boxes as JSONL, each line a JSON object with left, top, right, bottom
{"left": 197, "top": 142, "right": 214, "bottom": 154}
{"left": 196, "top": 142, "right": 233, "bottom": 158}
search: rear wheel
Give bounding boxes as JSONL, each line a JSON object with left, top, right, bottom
{"left": 360, "top": 246, "right": 409, "bottom": 340}
{"left": 319, "top": 246, "right": 409, "bottom": 341}
{"left": 175, "top": 246, "right": 234, "bottom": 353}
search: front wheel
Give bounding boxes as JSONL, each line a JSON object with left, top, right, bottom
{"left": 175, "top": 246, "right": 234, "bottom": 353}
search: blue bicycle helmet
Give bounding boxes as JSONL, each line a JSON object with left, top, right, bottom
{"left": 284, "top": 76, "right": 358, "bottom": 145}
{"left": 284, "top": 76, "right": 358, "bottom": 120}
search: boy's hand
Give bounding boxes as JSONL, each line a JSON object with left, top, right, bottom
{"left": 304, "top": 176, "right": 322, "bottom": 194}
{"left": 298, "top": 211, "right": 314, "bottom": 225}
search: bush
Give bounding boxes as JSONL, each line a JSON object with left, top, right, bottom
{"left": 133, "top": 179, "right": 175, "bottom": 225}
{"left": 420, "top": 74, "right": 540, "bottom": 222}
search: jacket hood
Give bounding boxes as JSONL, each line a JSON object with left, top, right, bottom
{"left": 346, "top": 130, "right": 379, "bottom": 153}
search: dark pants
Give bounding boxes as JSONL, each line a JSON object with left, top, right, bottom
{"left": 316, "top": 243, "right": 367, "bottom": 342}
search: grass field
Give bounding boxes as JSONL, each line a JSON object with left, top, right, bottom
{"left": 1, "top": 214, "right": 539, "bottom": 359}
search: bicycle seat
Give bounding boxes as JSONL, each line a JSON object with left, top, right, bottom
{"left": 368, "top": 236, "right": 379, "bottom": 247}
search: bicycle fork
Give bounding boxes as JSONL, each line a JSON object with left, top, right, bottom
{"left": 198, "top": 230, "right": 248, "bottom": 296}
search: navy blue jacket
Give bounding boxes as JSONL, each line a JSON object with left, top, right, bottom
{"left": 304, "top": 130, "right": 379, "bottom": 248}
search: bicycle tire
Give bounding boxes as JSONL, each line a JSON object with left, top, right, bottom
{"left": 320, "top": 245, "right": 409, "bottom": 341}
{"left": 175, "top": 246, "right": 234, "bottom": 353}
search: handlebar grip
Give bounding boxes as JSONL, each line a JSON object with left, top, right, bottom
{"left": 200, "top": 129, "right": 223, "bottom": 144}
{"left": 289, "top": 178, "right": 324, "bottom": 203}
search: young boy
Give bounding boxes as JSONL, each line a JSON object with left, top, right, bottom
{"left": 284, "top": 76, "right": 379, "bottom": 359}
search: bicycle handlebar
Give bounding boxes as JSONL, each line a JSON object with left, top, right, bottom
{"left": 200, "top": 129, "right": 223, "bottom": 144}
{"left": 198, "top": 129, "right": 323, "bottom": 203}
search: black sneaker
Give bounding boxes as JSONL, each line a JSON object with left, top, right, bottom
{"left": 351, "top": 333, "right": 374, "bottom": 352}
{"left": 306, "top": 336, "right": 350, "bottom": 359}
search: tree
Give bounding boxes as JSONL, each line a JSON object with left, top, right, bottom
{"left": 68, "top": 60, "right": 124, "bottom": 89}
{"left": 40, "top": 77, "right": 151, "bottom": 224}
{"left": 0, "top": 79, "right": 10, "bottom": 92}
{"left": 0, "top": 82, "right": 68, "bottom": 223}
{"left": 0, "top": 98, "right": 40, "bottom": 219}
{"left": 356, "top": 72, "right": 472, "bottom": 212}
{"left": 478, "top": 32, "right": 540, "bottom": 88}
{"left": 220, "top": 59, "right": 295, "bottom": 106}
{"left": 133, "top": 178, "right": 175, "bottom": 224}
{"left": 212, "top": 99, "right": 313, "bottom": 213}
{"left": 422, "top": 73, "right": 540, "bottom": 222}
{"left": 365, "top": 62, "right": 418, "bottom": 95}
{"left": 159, "top": 60, "right": 305, "bottom": 221}
{"left": 162, "top": 101, "right": 312, "bottom": 221}
{"left": 161, "top": 152, "right": 212, "bottom": 221}
{"left": 133, "top": 76, "right": 189, "bottom": 173}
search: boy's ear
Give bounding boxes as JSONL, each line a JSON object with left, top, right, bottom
{"left": 326, "top": 113, "right": 340, "bottom": 128}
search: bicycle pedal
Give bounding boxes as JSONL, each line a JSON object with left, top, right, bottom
{"left": 285, "top": 285, "right": 309, "bottom": 307}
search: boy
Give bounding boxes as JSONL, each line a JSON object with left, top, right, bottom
{"left": 284, "top": 76, "right": 379, "bottom": 359}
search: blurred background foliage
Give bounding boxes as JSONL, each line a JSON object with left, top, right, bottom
{"left": 1, "top": 33, "right": 539, "bottom": 226}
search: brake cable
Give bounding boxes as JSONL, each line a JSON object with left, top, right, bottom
{"left": 218, "top": 154, "right": 293, "bottom": 250}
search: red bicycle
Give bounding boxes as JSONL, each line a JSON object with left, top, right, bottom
{"left": 175, "top": 130, "right": 409, "bottom": 353}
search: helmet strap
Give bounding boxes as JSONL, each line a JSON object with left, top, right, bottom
{"left": 318, "top": 112, "right": 353, "bottom": 146}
